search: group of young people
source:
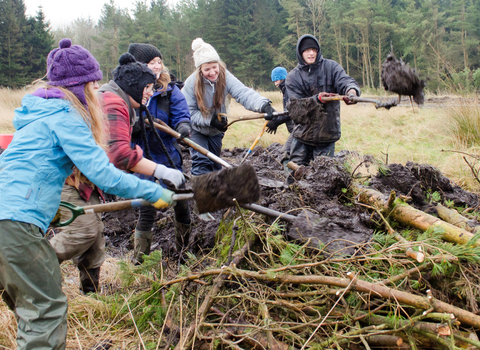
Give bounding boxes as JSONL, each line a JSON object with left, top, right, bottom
{"left": 0, "top": 33, "right": 359, "bottom": 349}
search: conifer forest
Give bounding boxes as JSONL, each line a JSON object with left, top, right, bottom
{"left": 2, "top": 0, "right": 480, "bottom": 91}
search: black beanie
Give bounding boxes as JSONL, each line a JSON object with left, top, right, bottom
{"left": 113, "top": 53, "right": 156, "bottom": 105}
{"left": 299, "top": 37, "right": 320, "bottom": 54}
{"left": 128, "top": 43, "right": 163, "bottom": 64}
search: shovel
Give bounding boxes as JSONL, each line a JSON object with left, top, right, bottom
{"left": 56, "top": 195, "right": 191, "bottom": 227}
{"left": 55, "top": 162, "right": 260, "bottom": 226}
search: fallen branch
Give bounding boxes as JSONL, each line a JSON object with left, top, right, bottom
{"left": 354, "top": 185, "right": 480, "bottom": 247}
{"left": 436, "top": 203, "right": 479, "bottom": 233}
{"left": 175, "top": 237, "right": 256, "bottom": 350}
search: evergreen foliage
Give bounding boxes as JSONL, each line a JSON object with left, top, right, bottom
{"left": 7, "top": 0, "right": 480, "bottom": 90}
{"left": 0, "top": 0, "right": 54, "bottom": 87}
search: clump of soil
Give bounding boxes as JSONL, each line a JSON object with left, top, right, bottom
{"left": 381, "top": 53, "right": 425, "bottom": 105}
{"left": 191, "top": 163, "right": 260, "bottom": 213}
{"left": 370, "top": 161, "right": 479, "bottom": 208}
{"left": 287, "top": 96, "right": 325, "bottom": 125}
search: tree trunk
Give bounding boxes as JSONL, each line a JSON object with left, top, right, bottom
{"left": 354, "top": 185, "right": 480, "bottom": 247}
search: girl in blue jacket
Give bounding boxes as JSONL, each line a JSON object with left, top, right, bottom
{"left": 128, "top": 43, "right": 193, "bottom": 258}
{"left": 0, "top": 39, "right": 174, "bottom": 350}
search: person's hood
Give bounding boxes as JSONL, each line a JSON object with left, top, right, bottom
{"left": 13, "top": 93, "right": 71, "bottom": 130}
{"left": 296, "top": 34, "right": 322, "bottom": 67}
{"left": 98, "top": 80, "right": 135, "bottom": 117}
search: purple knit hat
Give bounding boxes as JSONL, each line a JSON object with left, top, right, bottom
{"left": 47, "top": 38, "right": 103, "bottom": 105}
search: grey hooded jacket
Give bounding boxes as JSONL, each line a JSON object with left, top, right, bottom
{"left": 182, "top": 69, "right": 269, "bottom": 136}
{"left": 286, "top": 34, "right": 360, "bottom": 145}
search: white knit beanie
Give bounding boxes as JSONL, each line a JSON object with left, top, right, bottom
{"left": 192, "top": 38, "right": 220, "bottom": 68}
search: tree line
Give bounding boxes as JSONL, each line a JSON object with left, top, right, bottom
{"left": 2, "top": 0, "right": 480, "bottom": 91}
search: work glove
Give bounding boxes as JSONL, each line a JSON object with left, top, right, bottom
{"left": 343, "top": 89, "right": 358, "bottom": 105}
{"left": 262, "top": 103, "right": 276, "bottom": 120}
{"left": 266, "top": 117, "right": 282, "bottom": 134}
{"left": 152, "top": 188, "right": 176, "bottom": 209}
{"left": 175, "top": 122, "right": 191, "bottom": 139}
{"left": 210, "top": 113, "right": 228, "bottom": 132}
{"left": 317, "top": 92, "right": 338, "bottom": 104}
{"left": 154, "top": 164, "right": 185, "bottom": 188}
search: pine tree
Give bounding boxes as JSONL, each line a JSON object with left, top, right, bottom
{"left": 0, "top": 0, "right": 29, "bottom": 87}
{"left": 24, "top": 7, "right": 55, "bottom": 81}
{"left": 93, "top": 0, "right": 130, "bottom": 81}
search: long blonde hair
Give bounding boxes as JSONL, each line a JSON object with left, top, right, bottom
{"left": 195, "top": 61, "right": 227, "bottom": 118}
{"left": 51, "top": 83, "right": 108, "bottom": 188}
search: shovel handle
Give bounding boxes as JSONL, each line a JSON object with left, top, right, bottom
{"left": 148, "top": 120, "right": 232, "bottom": 169}
{"left": 55, "top": 193, "right": 194, "bottom": 227}
{"left": 242, "top": 203, "right": 297, "bottom": 223}
{"left": 321, "top": 95, "right": 397, "bottom": 109}
{"left": 241, "top": 121, "right": 268, "bottom": 164}
{"left": 320, "top": 95, "right": 381, "bottom": 104}
{"left": 225, "top": 111, "right": 289, "bottom": 127}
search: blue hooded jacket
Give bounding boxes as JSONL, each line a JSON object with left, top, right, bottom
{"left": 0, "top": 94, "right": 164, "bottom": 233}
{"left": 133, "top": 84, "right": 190, "bottom": 173}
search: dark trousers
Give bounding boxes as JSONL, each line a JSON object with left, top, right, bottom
{"left": 288, "top": 138, "right": 335, "bottom": 167}
{"left": 136, "top": 182, "right": 191, "bottom": 231}
{"left": 189, "top": 130, "right": 224, "bottom": 176}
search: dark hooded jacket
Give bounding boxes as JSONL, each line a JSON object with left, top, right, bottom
{"left": 286, "top": 34, "right": 360, "bottom": 145}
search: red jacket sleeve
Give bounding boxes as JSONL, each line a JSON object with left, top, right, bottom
{"left": 100, "top": 91, "right": 144, "bottom": 171}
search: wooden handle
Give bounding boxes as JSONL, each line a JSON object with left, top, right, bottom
{"left": 149, "top": 120, "right": 232, "bottom": 168}
{"left": 226, "top": 111, "right": 289, "bottom": 127}
{"left": 83, "top": 199, "right": 151, "bottom": 213}
{"left": 287, "top": 161, "right": 300, "bottom": 171}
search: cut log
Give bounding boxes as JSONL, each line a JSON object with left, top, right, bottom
{"left": 365, "top": 335, "right": 403, "bottom": 347}
{"left": 354, "top": 185, "right": 480, "bottom": 247}
{"left": 436, "top": 203, "right": 480, "bottom": 233}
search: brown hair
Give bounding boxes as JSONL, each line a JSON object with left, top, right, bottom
{"left": 194, "top": 61, "right": 227, "bottom": 118}
{"left": 155, "top": 68, "right": 171, "bottom": 94}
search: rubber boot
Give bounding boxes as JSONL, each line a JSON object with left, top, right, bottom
{"left": 134, "top": 229, "right": 153, "bottom": 265}
{"left": 174, "top": 221, "right": 192, "bottom": 252}
{"left": 79, "top": 267, "right": 100, "bottom": 294}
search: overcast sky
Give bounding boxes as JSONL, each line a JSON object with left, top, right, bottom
{"left": 24, "top": 0, "right": 176, "bottom": 28}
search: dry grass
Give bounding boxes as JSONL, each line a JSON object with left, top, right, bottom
{"left": 0, "top": 87, "right": 34, "bottom": 133}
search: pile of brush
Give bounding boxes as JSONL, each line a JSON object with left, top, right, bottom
{"left": 84, "top": 148, "right": 480, "bottom": 350}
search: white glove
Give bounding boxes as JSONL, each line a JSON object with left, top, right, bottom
{"left": 153, "top": 164, "right": 185, "bottom": 188}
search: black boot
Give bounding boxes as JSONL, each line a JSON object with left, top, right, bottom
{"left": 174, "top": 221, "right": 192, "bottom": 252}
{"left": 79, "top": 267, "right": 100, "bottom": 294}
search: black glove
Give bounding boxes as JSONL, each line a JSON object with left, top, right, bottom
{"left": 210, "top": 113, "right": 228, "bottom": 132}
{"left": 175, "top": 122, "right": 191, "bottom": 139}
{"left": 262, "top": 103, "right": 276, "bottom": 120}
{"left": 266, "top": 117, "right": 282, "bottom": 134}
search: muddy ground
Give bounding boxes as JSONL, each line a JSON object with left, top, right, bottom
{"left": 98, "top": 143, "right": 479, "bottom": 261}
{"left": 2, "top": 139, "right": 478, "bottom": 260}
